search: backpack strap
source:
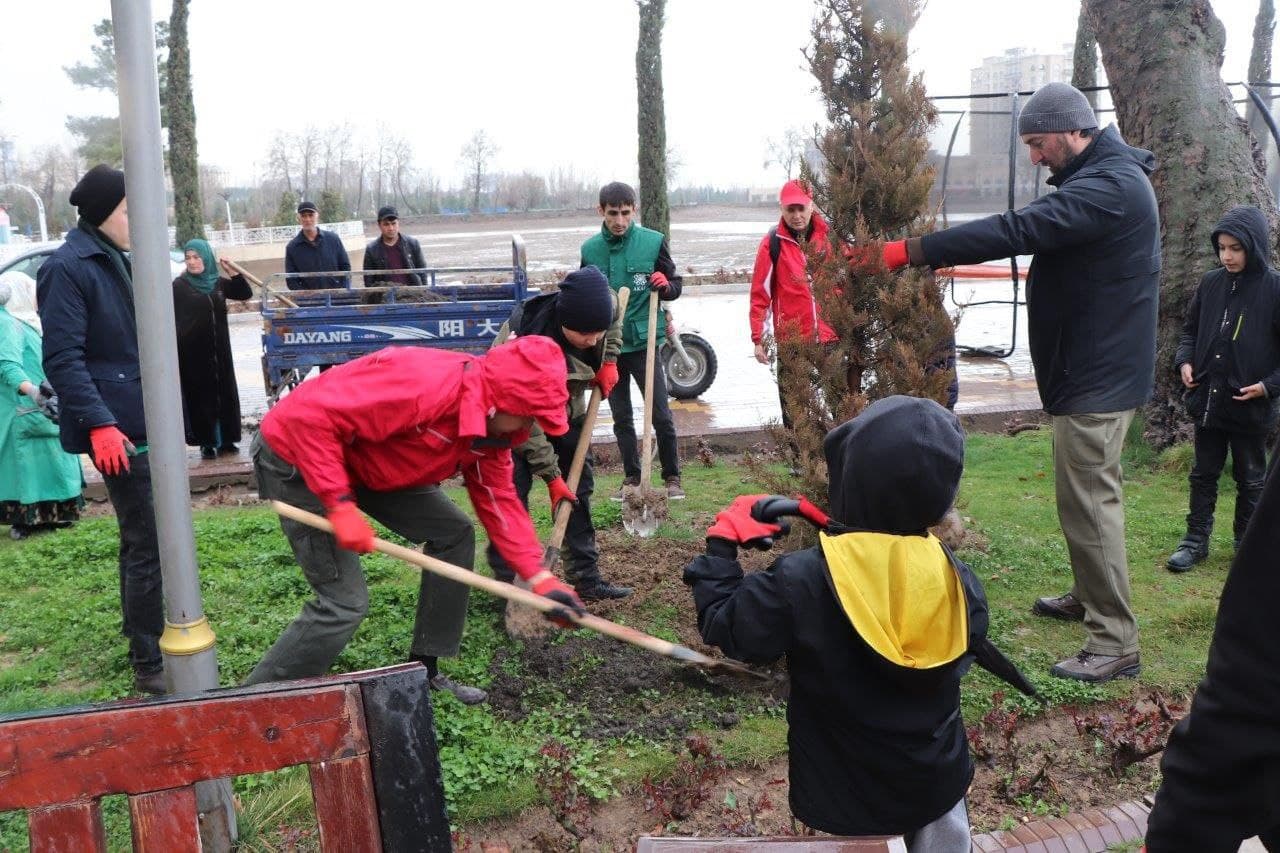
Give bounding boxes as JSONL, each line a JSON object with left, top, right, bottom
{"left": 768, "top": 226, "right": 781, "bottom": 268}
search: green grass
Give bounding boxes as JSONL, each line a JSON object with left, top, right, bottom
{"left": 0, "top": 436, "right": 1231, "bottom": 844}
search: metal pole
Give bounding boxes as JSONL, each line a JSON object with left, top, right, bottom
{"left": 110, "top": 2, "right": 236, "bottom": 847}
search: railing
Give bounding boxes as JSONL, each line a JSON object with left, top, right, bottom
{"left": 201, "top": 220, "right": 364, "bottom": 248}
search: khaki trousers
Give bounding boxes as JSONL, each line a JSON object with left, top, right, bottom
{"left": 1052, "top": 410, "right": 1139, "bottom": 656}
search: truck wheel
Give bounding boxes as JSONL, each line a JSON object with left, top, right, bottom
{"left": 663, "top": 333, "right": 717, "bottom": 400}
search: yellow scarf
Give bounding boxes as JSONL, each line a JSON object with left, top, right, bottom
{"left": 819, "top": 531, "right": 968, "bottom": 668}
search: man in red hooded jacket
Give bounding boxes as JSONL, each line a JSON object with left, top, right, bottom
{"left": 749, "top": 180, "right": 839, "bottom": 430}
{"left": 244, "top": 336, "right": 584, "bottom": 704}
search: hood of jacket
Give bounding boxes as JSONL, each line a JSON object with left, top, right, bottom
{"left": 1211, "top": 205, "right": 1271, "bottom": 277}
{"left": 1048, "top": 123, "right": 1156, "bottom": 188}
{"left": 823, "top": 394, "right": 964, "bottom": 534}
{"left": 479, "top": 335, "right": 570, "bottom": 437}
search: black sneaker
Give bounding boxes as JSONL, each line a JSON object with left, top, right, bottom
{"left": 1166, "top": 538, "right": 1208, "bottom": 573}
{"left": 200, "top": 446, "right": 217, "bottom": 460}
{"left": 429, "top": 674, "right": 488, "bottom": 705}
{"left": 611, "top": 476, "right": 640, "bottom": 502}
{"left": 133, "top": 668, "right": 167, "bottom": 696}
{"left": 575, "top": 580, "right": 633, "bottom": 601}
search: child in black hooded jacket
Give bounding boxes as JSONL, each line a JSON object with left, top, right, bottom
{"left": 683, "top": 395, "right": 1033, "bottom": 851}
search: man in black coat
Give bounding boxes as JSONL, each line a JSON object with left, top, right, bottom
{"left": 1166, "top": 205, "right": 1280, "bottom": 572}
{"left": 882, "top": 82, "right": 1160, "bottom": 684}
{"left": 37, "top": 165, "right": 166, "bottom": 695}
{"left": 361, "top": 205, "right": 427, "bottom": 303}
{"left": 683, "top": 396, "right": 1034, "bottom": 850}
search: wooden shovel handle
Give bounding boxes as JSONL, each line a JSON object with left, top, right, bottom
{"left": 270, "top": 500, "right": 758, "bottom": 675}
{"left": 223, "top": 258, "right": 298, "bottom": 308}
{"left": 640, "top": 289, "right": 660, "bottom": 485}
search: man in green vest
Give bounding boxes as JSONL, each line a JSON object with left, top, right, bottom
{"left": 580, "top": 182, "right": 685, "bottom": 499}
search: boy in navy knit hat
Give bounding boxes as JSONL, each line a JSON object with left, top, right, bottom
{"left": 487, "top": 266, "right": 633, "bottom": 601}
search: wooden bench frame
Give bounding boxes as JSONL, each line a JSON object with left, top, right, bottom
{"left": 0, "top": 663, "right": 450, "bottom": 852}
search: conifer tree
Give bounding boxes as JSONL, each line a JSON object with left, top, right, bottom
{"left": 766, "top": 0, "right": 954, "bottom": 502}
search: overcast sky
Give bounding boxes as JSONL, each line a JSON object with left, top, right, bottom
{"left": 0, "top": 0, "right": 1265, "bottom": 190}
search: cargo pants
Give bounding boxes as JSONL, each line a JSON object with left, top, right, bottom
{"left": 244, "top": 432, "right": 476, "bottom": 685}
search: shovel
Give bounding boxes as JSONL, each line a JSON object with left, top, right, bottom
{"left": 621, "top": 289, "right": 667, "bottom": 536}
{"left": 222, "top": 258, "right": 298, "bottom": 308}
{"left": 272, "top": 500, "right": 762, "bottom": 679}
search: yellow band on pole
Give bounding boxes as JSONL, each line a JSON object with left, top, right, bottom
{"left": 159, "top": 616, "right": 217, "bottom": 656}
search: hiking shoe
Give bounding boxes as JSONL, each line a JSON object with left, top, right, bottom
{"left": 133, "top": 668, "right": 167, "bottom": 696}
{"left": 1166, "top": 538, "right": 1208, "bottom": 573}
{"left": 665, "top": 477, "right": 686, "bottom": 500}
{"left": 576, "top": 580, "right": 633, "bottom": 601}
{"left": 1032, "top": 592, "right": 1085, "bottom": 622}
{"left": 429, "top": 674, "right": 488, "bottom": 706}
{"left": 1050, "top": 650, "right": 1141, "bottom": 683}
{"left": 611, "top": 476, "right": 640, "bottom": 502}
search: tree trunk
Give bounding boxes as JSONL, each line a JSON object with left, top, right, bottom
{"left": 636, "top": 0, "right": 670, "bottom": 237}
{"left": 1246, "top": 0, "right": 1276, "bottom": 185}
{"left": 1071, "top": 5, "right": 1099, "bottom": 111}
{"left": 1086, "top": 0, "right": 1275, "bottom": 447}
{"left": 166, "top": 0, "right": 204, "bottom": 245}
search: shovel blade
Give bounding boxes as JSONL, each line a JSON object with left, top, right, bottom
{"left": 622, "top": 505, "right": 660, "bottom": 537}
{"left": 620, "top": 484, "right": 666, "bottom": 537}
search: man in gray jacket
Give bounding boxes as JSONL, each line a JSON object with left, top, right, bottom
{"left": 883, "top": 82, "right": 1161, "bottom": 683}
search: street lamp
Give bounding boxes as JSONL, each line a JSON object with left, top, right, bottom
{"left": 218, "top": 191, "right": 233, "bottom": 241}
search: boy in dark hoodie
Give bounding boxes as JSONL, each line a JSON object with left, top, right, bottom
{"left": 683, "top": 395, "right": 1033, "bottom": 850}
{"left": 1167, "top": 205, "right": 1280, "bottom": 572}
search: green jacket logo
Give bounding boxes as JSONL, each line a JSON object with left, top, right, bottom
{"left": 632, "top": 273, "right": 648, "bottom": 288}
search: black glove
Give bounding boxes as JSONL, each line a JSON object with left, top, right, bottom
{"left": 38, "top": 393, "right": 60, "bottom": 424}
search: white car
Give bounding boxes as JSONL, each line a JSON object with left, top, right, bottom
{"left": 0, "top": 243, "right": 186, "bottom": 282}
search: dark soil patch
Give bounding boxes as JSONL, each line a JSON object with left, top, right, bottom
{"left": 487, "top": 532, "right": 787, "bottom": 742}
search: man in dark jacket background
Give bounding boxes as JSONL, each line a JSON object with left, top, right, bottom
{"left": 683, "top": 395, "right": 1033, "bottom": 850}
{"left": 37, "top": 164, "right": 166, "bottom": 696}
{"left": 361, "top": 205, "right": 426, "bottom": 301}
{"left": 883, "top": 82, "right": 1160, "bottom": 683}
{"left": 1166, "top": 205, "right": 1280, "bottom": 572}
{"left": 284, "top": 199, "right": 351, "bottom": 291}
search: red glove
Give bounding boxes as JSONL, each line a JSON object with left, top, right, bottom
{"left": 89, "top": 425, "right": 135, "bottom": 476}
{"left": 593, "top": 361, "right": 619, "bottom": 397}
{"left": 649, "top": 271, "right": 670, "bottom": 292}
{"left": 883, "top": 239, "right": 909, "bottom": 270}
{"left": 547, "top": 476, "right": 578, "bottom": 510}
{"left": 531, "top": 571, "right": 585, "bottom": 627}
{"left": 327, "top": 502, "right": 375, "bottom": 553}
{"left": 707, "top": 494, "right": 787, "bottom": 552}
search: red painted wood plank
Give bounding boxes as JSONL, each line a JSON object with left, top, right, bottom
{"left": 28, "top": 800, "right": 107, "bottom": 853}
{"left": 0, "top": 684, "right": 368, "bottom": 810}
{"left": 129, "top": 787, "right": 200, "bottom": 853}
{"left": 310, "top": 754, "right": 381, "bottom": 853}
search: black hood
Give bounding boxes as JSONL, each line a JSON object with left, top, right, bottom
{"left": 823, "top": 395, "right": 964, "bottom": 534}
{"left": 1210, "top": 205, "right": 1271, "bottom": 276}
{"left": 1048, "top": 123, "right": 1156, "bottom": 187}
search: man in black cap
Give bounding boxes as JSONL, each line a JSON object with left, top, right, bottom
{"left": 880, "top": 81, "right": 1161, "bottom": 684}
{"left": 361, "top": 206, "right": 427, "bottom": 304}
{"left": 487, "top": 265, "right": 633, "bottom": 601}
{"left": 284, "top": 199, "right": 351, "bottom": 291}
{"left": 36, "top": 164, "right": 167, "bottom": 696}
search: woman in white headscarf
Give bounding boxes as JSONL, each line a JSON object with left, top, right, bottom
{"left": 0, "top": 271, "right": 84, "bottom": 539}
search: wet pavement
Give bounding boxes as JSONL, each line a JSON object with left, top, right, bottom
{"left": 85, "top": 218, "right": 1042, "bottom": 487}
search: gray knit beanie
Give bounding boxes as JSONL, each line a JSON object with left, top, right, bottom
{"left": 1017, "top": 82, "right": 1097, "bottom": 134}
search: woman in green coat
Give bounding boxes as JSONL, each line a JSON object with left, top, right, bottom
{"left": 0, "top": 272, "right": 84, "bottom": 539}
